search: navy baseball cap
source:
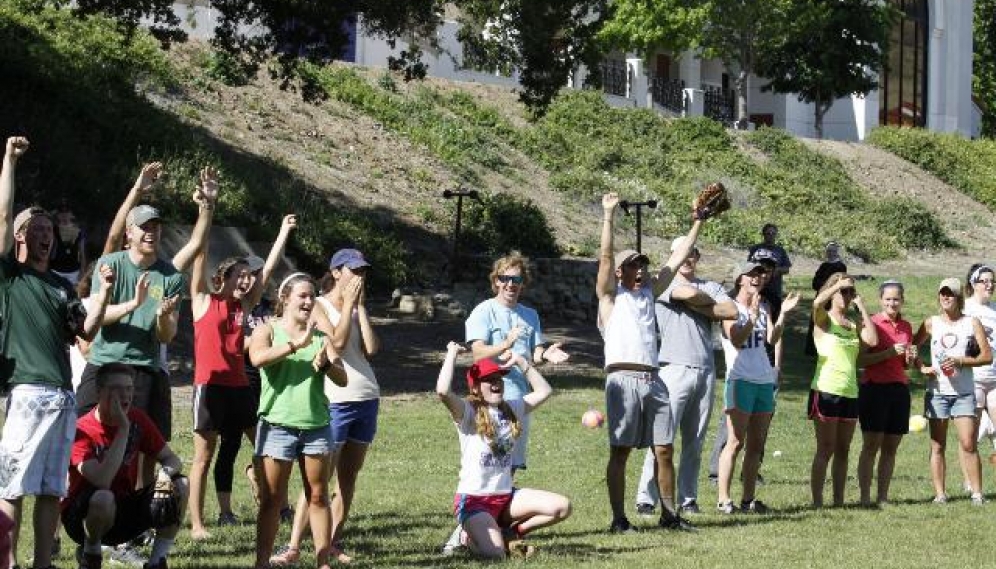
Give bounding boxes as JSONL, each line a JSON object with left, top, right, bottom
{"left": 329, "top": 248, "right": 371, "bottom": 270}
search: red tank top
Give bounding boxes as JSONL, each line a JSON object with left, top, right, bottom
{"left": 194, "top": 294, "right": 249, "bottom": 387}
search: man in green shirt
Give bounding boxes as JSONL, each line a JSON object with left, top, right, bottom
{"left": 75, "top": 167, "right": 219, "bottom": 442}
{"left": 0, "top": 136, "right": 113, "bottom": 569}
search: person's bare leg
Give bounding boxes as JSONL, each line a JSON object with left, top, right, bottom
{"left": 652, "top": 444, "right": 677, "bottom": 516}
{"left": 0, "top": 498, "right": 22, "bottom": 569}
{"left": 189, "top": 430, "right": 219, "bottom": 539}
{"left": 955, "top": 416, "right": 983, "bottom": 494}
{"left": 830, "top": 421, "right": 857, "bottom": 506}
{"left": 254, "top": 458, "right": 292, "bottom": 569}
{"left": 300, "top": 454, "right": 331, "bottom": 567}
{"left": 811, "top": 420, "right": 837, "bottom": 507}
{"left": 330, "top": 442, "right": 369, "bottom": 549}
{"left": 929, "top": 419, "right": 949, "bottom": 499}
{"left": 32, "top": 495, "right": 62, "bottom": 569}
{"left": 742, "top": 414, "right": 772, "bottom": 503}
{"left": 857, "top": 431, "right": 883, "bottom": 506}
{"left": 717, "top": 412, "right": 748, "bottom": 505}
{"left": 606, "top": 445, "right": 631, "bottom": 521}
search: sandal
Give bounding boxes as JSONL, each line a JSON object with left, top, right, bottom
{"left": 246, "top": 463, "right": 260, "bottom": 506}
{"left": 269, "top": 544, "right": 301, "bottom": 567}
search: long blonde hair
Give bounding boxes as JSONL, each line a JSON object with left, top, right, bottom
{"left": 467, "top": 392, "right": 522, "bottom": 452}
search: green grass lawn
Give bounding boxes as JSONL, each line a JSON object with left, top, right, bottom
{"left": 16, "top": 274, "right": 996, "bottom": 568}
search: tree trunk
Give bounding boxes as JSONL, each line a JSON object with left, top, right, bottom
{"left": 735, "top": 69, "right": 750, "bottom": 130}
{"left": 813, "top": 100, "right": 829, "bottom": 140}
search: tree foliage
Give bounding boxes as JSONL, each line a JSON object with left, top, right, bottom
{"left": 976, "top": 0, "right": 996, "bottom": 138}
{"left": 755, "top": 0, "right": 895, "bottom": 138}
{"left": 597, "top": 0, "right": 707, "bottom": 56}
{"left": 454, "top": 0, "right": 609, "bottom": 118}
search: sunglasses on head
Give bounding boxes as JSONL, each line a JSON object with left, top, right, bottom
{"left": 497, "top": 275, "right": 524, "bottom": 285}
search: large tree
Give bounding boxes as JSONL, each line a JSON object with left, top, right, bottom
{"left": 454, "top": 0, "right": 609, "bottom": 118}
{"left": 755, "top": 0, "right": 895, "bottom": 139}
{"left": 976, "top": 0, "right": 996, "bottom": 138}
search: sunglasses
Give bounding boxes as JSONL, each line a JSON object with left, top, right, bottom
{"left": 497, "top": 275, "right": 524, "bottom": 285}
{"left": 840, "top": 287, "right": 857, "bottom": 295}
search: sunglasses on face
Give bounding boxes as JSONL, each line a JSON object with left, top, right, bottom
{"left": 840, "top": 287, "right": 856, "bottom": 296}
{"left": 497, "top": 275, "right": 524, "bottom": 285}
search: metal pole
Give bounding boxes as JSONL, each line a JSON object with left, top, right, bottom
{"left": 619, "top": 199, "right": 658, "bottom": 254}
{"left": 442, "top": 188, "right": 480, "bottom": 283}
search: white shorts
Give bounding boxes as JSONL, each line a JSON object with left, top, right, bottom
{"left": 0, "top": 385, "right": 76, "bottom": 499}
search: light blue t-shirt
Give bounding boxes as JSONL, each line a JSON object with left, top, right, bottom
{"left": 465, "top": 299, "right": 543, "bottom": 400}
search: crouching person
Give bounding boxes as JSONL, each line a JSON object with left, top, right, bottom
{"left": 61, "top": 363, "right": 188, "bottom": 569}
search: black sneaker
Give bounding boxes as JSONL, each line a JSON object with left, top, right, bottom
{"left": 609, "top": 517, "right": 639, "bottom": 534}
{"left": 659, "top": 513, "right": 696, "bottom": 532}
{"left": 740, "top": 499, "right": 770, "bottom": 514}
{"left": 679, "top": 500, "right": 701, "bottom": 514}
{"left": 635, "top": 503, "right": 656, "bottom": 518}
{"left": 217, "top": 511, "right": 239, "bottom": 526}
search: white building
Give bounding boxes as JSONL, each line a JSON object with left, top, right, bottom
{"left": 175, "top": 0, "right": 976, "bottom": 141}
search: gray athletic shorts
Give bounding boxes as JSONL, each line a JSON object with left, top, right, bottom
{"left": 605, "top": 370, "right": 673, "bottom": 448}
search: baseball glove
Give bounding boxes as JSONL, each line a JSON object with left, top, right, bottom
{"left": 149, "top": 468, "right": 183, "bottom": 527}
{"left": 692, "top": 182, "right": 731, "bottom": 220}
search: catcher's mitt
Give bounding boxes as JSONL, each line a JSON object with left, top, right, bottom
{"left": 149, "top": 468, "right": 183, "bottom": 527}
{"left": 692, "top": 182, "right": 731, "bottom": 220}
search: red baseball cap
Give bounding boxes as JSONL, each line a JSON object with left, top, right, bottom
{"left": 466, "top": 359, "right": 509, "bottom": 390}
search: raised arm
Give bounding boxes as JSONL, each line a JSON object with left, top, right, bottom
{"left": 245, "top": 214, "right": 296, "bottom": 310}
{"left": 596, "top": 193, "right": 619, "bottom": 325}
{"left": 654, "top": 220, "right": 703, "bottom": 297}
{"left": 189, "top": 248, "right": 212, "bottom": 318}
{"left": 512, "top": 352, "right": 553, "bottom": 411}
{"left": 436, "top": 341, "right": 466, "bottom": 421}
{"left": 355, "top": 279, "right": 380, "bottom": 357}
{"left": 767, "top": 292, "right": 800, "bottom": 345}
{"left": 812, "top": 276, "right": 852, "bottom": 330}
{"left": 104, "top": 162, "right": 162, "bottom": 255}
{"left": 0, "top": 137, "right": 30, "bottom": 254}
{"left": 854, "top": 295, "right": 878, "bottom": 347}
{"left": 329, "top": 278, "right": 361, "bottom": 352}
{"left": 172, "top": 166, "right": 219, "bottom": 272}
{"left": 79, "top": 264, "right": 114, "bottom": 341}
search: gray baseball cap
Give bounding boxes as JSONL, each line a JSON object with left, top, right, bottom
{"left": 126, "top": 205, "right": 161, "bottom": 227}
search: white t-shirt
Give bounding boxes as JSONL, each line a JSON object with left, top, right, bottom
{"left": 721, "top": 301, "right": 776, "bottom": 384}
{"left": 603, "top": 284, "right": 657, "bottom": 370}
{"left": 455, "top": 399, "right": 526, "bottom": 496}
{"left": 319, "top": 296, "right": 379, "bottom": 403}
{"left": 965, "top": 298, "right": 996, "bottom": 383}
{"left": 929, "top": 315, "right": 976, "bottom": 395}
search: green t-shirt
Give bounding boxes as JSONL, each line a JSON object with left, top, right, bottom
{"left": 88, "top": 251, "right": 185, "bottom": 368}
{"left": 259, "top": 324, "right": 330, "bottom": 429}
{"left": 812, "top": 319, "right": 860, "bottom": 398}
{"left": 0, "top": 255, "right": 77, "bottom": 388}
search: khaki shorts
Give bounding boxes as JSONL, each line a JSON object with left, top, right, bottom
{"left": 0, "top": 384, "right": 76, "bottom": 499}
{"left": 605, "top": 370, "right": 673, "bottom": 448}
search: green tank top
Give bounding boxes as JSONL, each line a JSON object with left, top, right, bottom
{"left": 812, "top": 318, "right": 860, "bottom": 398}
{"left": 258, "top": 323, "right": 330, "bottom": 429}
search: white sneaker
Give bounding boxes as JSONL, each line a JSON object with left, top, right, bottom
{"left": 108, "top": 543, "right": 147, "bottom": 567}
{"left": 440, "top": 525, "right": 465, "bottom": 556}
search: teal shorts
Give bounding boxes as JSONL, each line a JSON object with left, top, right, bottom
{"left": 724, "top": 379, "right": 776, "bottom": 415}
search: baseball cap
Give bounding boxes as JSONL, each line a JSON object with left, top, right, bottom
{"left": 126, "top": 205, "right": 161, "bottom": 227}
{"left": 669, "top": 236, "right": 700, "bottom": 257}
{"left": 938, "top": 277, "right": 962, "bottom": 295}
{"left": 329, "top": 248, "right": 371, "bottom": 270}
{"left": 614, "top": 249, "right": 649, "bottom": 269}
{"left": 244, "top": 255, "right": 265, "bottom": 272}
{"left": 12, "top": 206, "right": 48, "bottom": 233}
{"left": 466, "top": 359, "right": 509, "bottom": 390}
{"left": 736, "top": 261, "right": 769, "bottom": 278}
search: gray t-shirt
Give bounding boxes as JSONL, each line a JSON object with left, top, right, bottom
{"left": 656, "top": 278, "right": 730, "bottom": 368}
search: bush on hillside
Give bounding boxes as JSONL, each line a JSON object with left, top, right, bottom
{"left": 458, "top": 192, "right": 560, "bottom": 258}
{"left": 867, "top": 127, "right": 996, "bottom": 211}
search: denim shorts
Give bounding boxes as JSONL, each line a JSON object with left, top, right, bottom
{"left": 924, "top": 390, "right": 976, "bottom": 420}
{"left": 724, "top": 379, "right": 775, "bottom": 415}
{"left": 254, "top": 419, "right": 332, "bottom": 461}
{"left": 329, "top": 398, "right": 380, "bottom": 449}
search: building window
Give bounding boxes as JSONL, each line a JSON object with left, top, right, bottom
{"left": 880, "top": 0, "right": 928, "bottom": 127}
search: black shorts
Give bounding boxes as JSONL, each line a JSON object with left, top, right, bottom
{"left": 77, "top": 363, "right": 172, "bottom": 440}
{"left": 808, "top": 389, "right": 859, "bottom": 422}
{"left": 859, "top": 382, "right": 911, "bottom": 435}
{"left": 62, "top": 485, "right": 155, "bottom": 546}
{"left": 193, "top": 384, "right": 257, "bottom": 433}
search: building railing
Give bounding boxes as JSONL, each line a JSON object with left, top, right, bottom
{"left": 601, "top": 59, "right": 629, "bottom": 97}
{"left": 702, "top": 85, "right": 735, "bottom": 125}
{"left": 650, "top": 76, "right": 686, "bottom": 114}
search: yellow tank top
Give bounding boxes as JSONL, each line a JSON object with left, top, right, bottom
{"left": 812, "top": 318, "right": 860, "bottom": 398}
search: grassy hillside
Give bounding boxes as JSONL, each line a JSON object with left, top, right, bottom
{"left": 867, "top": 126, "right": 996, "bottom": 212}
{"left": 0, "top": 2, "right": 963, "bottom": 290}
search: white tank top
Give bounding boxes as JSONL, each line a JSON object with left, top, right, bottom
{"left": 721, "top": 301, "right": 776, "bottom": 384}
{"left": 965, "top": 298, "right": 996, "bottom": 383}
{"left": 929, "top": 315, "right": 976, "bottom": 395}
{"left": 603, "top": 284, "right": 657, "bottom": 370}
{"left": 318, "top": 296, "right": 380, "bottom": 402}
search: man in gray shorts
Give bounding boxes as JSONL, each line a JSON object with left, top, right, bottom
{"left": 596, "top": 192, "right": 713, "bottom": 533}
{"left": 633, "top": 237, "right": 737, "bottom": 515}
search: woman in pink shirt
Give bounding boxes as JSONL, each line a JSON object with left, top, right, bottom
{"left": 856, "top": 280, "right": 914, "bottom": 506}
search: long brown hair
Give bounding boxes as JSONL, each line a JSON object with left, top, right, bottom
{"left": 212, "top": 256, "right": 249, "bottom": 294}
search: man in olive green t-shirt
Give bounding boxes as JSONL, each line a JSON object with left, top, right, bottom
{"left": 0, "top": 136, "right": 113, "bottom": 569}
{"left": 75, "top": 169, "right": 219, "bottom": 441}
